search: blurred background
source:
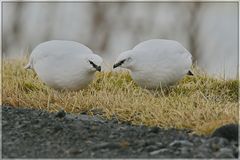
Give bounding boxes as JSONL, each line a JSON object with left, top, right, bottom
{"left": 3, "top": 2, "right": 238, "bottom": 79}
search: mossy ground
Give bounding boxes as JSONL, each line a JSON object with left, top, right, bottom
{"left": 2, "top": 59, "right": 239, "bottom": 135}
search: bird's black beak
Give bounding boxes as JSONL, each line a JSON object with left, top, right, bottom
{"left": 89, "top": 60, "right": 101, "bottom": 72}
{"left": 113, "top": 63, "right": 120, "bottom": 69}
{"left": 96, "top": 66, "right": 101, "bottom": 72}
{"left": 113, "top": 60, "right": 125, "bottom": 69}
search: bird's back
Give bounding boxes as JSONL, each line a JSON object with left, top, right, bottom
{"left": 32, "top": 40, "right": 92, "bottom": 58}
{"left": 133, "top": 39, "right": 190, "bottom": 56}
{"left": 132, "top": 39, "right": 191, "bottom": 68}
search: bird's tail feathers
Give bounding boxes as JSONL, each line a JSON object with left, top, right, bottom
{"left": 24, "top": 56, "right": 33, "bottom": 70}
{"left": 24, "top": 63, "right": 32, "bottom": 69}
{"left": 187, "top": 70, "right": 194, "bottom": 76}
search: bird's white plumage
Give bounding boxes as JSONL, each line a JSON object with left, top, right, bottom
{"left": 114, "top": 39, "right": 192, "bottom": 89}
{"left": 25, "top": 40, "right": 103, "bottom": 90}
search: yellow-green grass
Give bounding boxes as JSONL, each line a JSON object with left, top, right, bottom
{"left": 2, "top": 59, "right": 239, "bottom": 135}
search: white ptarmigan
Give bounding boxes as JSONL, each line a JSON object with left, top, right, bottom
{"left": 24, "top": 40, "right": 103, "bottom": 90}
{"left": 113, "top": 39, "right": 193, "bottom": 89}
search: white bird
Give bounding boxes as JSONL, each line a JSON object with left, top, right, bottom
{"left": 113, "top": 39, "right": 193, "bottom": 89}
{"left": 25, "top": 40, "right": 103, "bottom": 90}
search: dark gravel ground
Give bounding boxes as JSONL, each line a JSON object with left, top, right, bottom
{"left": 2, "top": 105, "right": 239, "bottom": 158}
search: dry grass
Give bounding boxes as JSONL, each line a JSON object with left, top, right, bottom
{"left": 2, "top": 59, "right": 239, "bottom": 135}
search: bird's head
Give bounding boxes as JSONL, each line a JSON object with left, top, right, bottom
{"left": 85, "top": 54, "right": 103, "bottom": 72}
{"left": 113, "top": 50, "right": 135, "bottom": 70}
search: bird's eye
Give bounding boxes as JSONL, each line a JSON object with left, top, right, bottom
{"left": 89, "top": 60, "right": 98, "bottom": 68}
{"left": 89, "top": 60, "right": 94, "bottom": 65}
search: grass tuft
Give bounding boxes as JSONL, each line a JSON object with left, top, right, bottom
{"left": 2, "top": 59, "right": 239, "bottom": 135}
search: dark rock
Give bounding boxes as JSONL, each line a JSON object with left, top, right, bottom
{"left": 148, "top": 127, "right": 160, "bottom": 133}
{"left": 55, "top": 110, "right": 66, "bottom": 118}
{"left": 66, "top": 148, "right": 84, "bottom": 155}
{"left": 142, "top": 140, "right": 157, "bottom": 147}
{"left": 211, "top": 124, "right": 238, "bottom": 142}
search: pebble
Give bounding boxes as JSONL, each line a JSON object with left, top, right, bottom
{"left": 92, "top": 142, "right": 120, "bottom": 150}
{"left": 150, "top": 148, "right": 170, "bottom": 155}
{"left": 146, "top": 145, "right": 160, "bottom": 152}
{"left": 194, "top": 152, "right": 211, "bottom": 158}
{"left": 148, "top": 127, "right": 160, "bottom": 133}
{"left": 169, "top": 140, "right": 193, "bottom": 148}
{"left": 53, "top": 124, "right": 64, "bottom": 133}
{"left": 156, "top": 142, "right": 164, "bottom": 147}
{"left": 207, "top": 137, "right": 229, "bottom": 151}
{"left": 180, "top": 147, "right": 192, "bottom": 155}
{"left": 215, "top": 148, "right": 235, "bottom": 158}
